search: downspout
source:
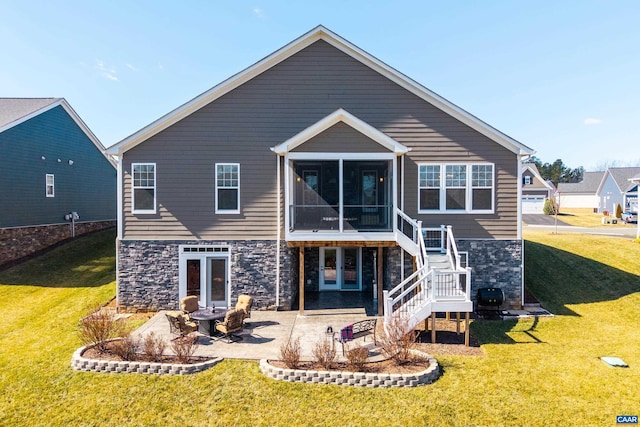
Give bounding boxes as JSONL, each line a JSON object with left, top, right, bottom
{"left": 115, "top": 154, "right": 123, "bottom": 311}
{"left": 517, "top": 154, "right": 525, "bottom": 308}
{"left": 276, "top": 155, "right": 281, "bottom": 308}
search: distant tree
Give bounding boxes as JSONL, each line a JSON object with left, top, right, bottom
{"left": 525, "top": 157, "right": 584, "bottom": 186}
{"left": 543, "top": 198, "right": 558, "bottom": 215}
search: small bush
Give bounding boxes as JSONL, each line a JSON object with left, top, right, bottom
{"left": 379, "top": 315, "right": 418, "bottom": 365}
{"left": 345, "top": 345, "right": 369, "bottom": 372}
{"left": 615, "top": 204, "right": 623, "bottom": 219}
{"left": 312, "top": 336, "right": 336, "bottom": 370}
{"left": 279, "top": 336, "right": 301, "bottom": 369}
{"left": 543, "top": 198, "right": 558, "bottom": 215}
{"left": 143, "top": 332, "right": 166, "bottom": 362}
{"left": 170, "top": 334, "right": 199, "bottom": 364}
{"left": 78, "top": 305, "right": 125, "bottom": 352}
{"left": 111, "top": 334, "right": 140, "bottom": 361}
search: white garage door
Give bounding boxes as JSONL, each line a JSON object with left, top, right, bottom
{"left": 522, "top": 196, "right": 545, "bottom": 213}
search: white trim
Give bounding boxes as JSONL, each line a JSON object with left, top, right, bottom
{"left": 214, "top": 163, "right": 240, "bottom": 214}
{"left": 106, "top": 26, "right": 533, "bottom": 158}
{"left": 522, "top": 163, "right": 554, "bottom": 193}
{"left": 417, "top": 162, "right": 495, "bottom": 214}
{"left": 287, "top": 152, "right": 395, "bottom": 161}
{"left": 131, "top": 163, "right": 157, "bottom": 214}
{"left": 319, "top": 247, "right": 362, "bottom": 291}
{"left": 275, "top": 155, "right": 281, "bottom": 308}
{"left": 517, "top": 160, "right": 523, "bottom": 240}
{"left": 271, "top": 108, "right": 409, "bottom": 155}
{"left": 45, "top": 174, "right": 55, "bottom": 198}
{"left": 116, "top": 156, "right": 123, "bottom": 239}
{"left": 178, "top": 245, "right": 231, "bottom": 308}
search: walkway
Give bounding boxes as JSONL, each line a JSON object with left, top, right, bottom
{"left": 133, "top": 308, "right": 381, "bottom": 361}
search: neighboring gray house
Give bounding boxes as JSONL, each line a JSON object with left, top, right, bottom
{"left": 107, "top": 26, "right": 534, "bottom": 323}
{"left": 596, "top": 167, "right": 640, "bottom": 214}
{"left": 521, "top": 163, "right": 555, "bottom": 213}
{"left": 557, "top": 171, "right": 605, "bottom": 211}
{"left": 0, "top": 98, "right": 116, "bottom": 267}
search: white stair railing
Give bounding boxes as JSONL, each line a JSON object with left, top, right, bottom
{"left": 385, "top": 216, "right": 472, "bottom": 330}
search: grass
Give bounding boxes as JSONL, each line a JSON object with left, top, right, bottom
{"left": 1, "top": 228, "right": 639, "bottom": 426}
{"left": 556, "top": 207, "right": 636, "bottom": 228}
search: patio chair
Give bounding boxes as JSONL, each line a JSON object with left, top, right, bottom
{"left": 180, "top": 295, "right": 200, "bottom": 321}
{"left": 165, "top": 311, "right": 198, "bottom": 338}
{"left": 215, "top": 308, "right": 245, "bottom": 343}
{"left": 235, "top": 294, "right": 253, "bottom": 322}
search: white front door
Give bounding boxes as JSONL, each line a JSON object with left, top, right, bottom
{"left": 179, "top": 246, "right": 230, "bottom": 307}
{"left": 319, "top": 247, "right": 361, "bottom": 291}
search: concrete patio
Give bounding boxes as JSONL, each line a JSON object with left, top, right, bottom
{"left": 133, "top": 308, "right": 382, "bottom": 361}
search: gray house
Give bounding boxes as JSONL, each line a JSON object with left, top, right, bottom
{"left": 107, "top": 26, "right": 533, "bottom": 324}
{"left": 521, "top": 163, "right": 555, "bottom": 213}
{"left": 0, "top": 98, "right": 116, "bottom": 267}
{"left": 596, "top": 167, "right": 640, "bottom": 214}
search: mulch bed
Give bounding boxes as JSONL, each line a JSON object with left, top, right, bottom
{"left": 82, "top": 341, "right": 211, "bottom": 365}
{"left": 270, "top": 356, "right": 431, "bottom": 375}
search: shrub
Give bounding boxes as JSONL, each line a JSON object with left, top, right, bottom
{"left": 615, "top": 204, "right": 623, "bottom": 219}
{"left": 142, "top": 332, "right": 166, "bottom": 362}
{"left": 170, "top": 334, "right": 199, "bottom": 364}
{"left": 543, "top": 198, "right": 558, "bottom": 215}
{"left": 345, "top": 345, "right": 369, "bottom": 372}
{"left": 379, "top": 315, "right": 418, "bottom": 365}
{"left": 312, "top": 335, "right": 336, "bottom": 370}
{"left": 111, "top": 334, "right": 140, "bottom": 361}
{"left": 77, "top": 305, "right": 126, "bottom": 352}
{"left": 279, "top": 336, "right": 301, "bottom": 369}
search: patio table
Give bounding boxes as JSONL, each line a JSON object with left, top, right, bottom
{"left": 190, "top": 308, "right": 229, "bottom": 336}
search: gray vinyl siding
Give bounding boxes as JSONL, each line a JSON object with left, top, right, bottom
{"left": 292, "top": 122, "right": 389, "bottom": 153}
{"left": 122, "top": 39, "right": 519, "bottom": 240}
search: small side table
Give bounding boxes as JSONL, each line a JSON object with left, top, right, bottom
{"left": 190, "top": 308, "right": 229, "bottom": 336}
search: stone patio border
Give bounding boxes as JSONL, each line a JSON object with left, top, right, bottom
{"left": 259, "top": 352, "right": 440, "bottom": 387}
{"left": 71, "top": 344, "right": 223, "bottom": 375}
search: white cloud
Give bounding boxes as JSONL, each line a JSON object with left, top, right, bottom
{"left": 583, "top": 118, "right": 602, "bottom": 125}
{"left": 95, "top": 60, "right": 118, "bottom": 81}
{"left": 125, "top": 63, "right": 139, "bottom": 72}
{"left": 252, "top": 7, "right": 265, "bottom": 18}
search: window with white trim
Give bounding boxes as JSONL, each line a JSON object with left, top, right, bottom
{"left": 215, "top": 163, "right": 240, "bottom": 213}
{"left": 523, "top": 176, "right": 532, "bottom": 185}
{"left": 45, "top": 174, "right": 55, "bottom": 197}
{"left": 132, "top": 163, "right": 156, "bottom": 213}
{"left": 418, "top": 163, "right": 494, "bottom": 213}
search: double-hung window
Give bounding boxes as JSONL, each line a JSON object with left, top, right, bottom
{"left": 418, "top": 163, "right": 494, "bottom": 213}
{"left": 132, "top": 163, "right": 156, "bottom": 214}
{"left": 45, "top": 174, "right": 55, "bottom": 197}
{"left": 215, "top": 163, "right": 240, "bottom": 214}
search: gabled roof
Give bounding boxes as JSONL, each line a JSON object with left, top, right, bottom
{"left": 271, "top": 108, "right": 409, "bottom": 155}
{"left": 0, "top": 98, "right": 115, "bottom": 168}
{"left": 0, "top": 98, "right": 62, "bottom": 130}
{"left": 107, "top": 25, "right": 534, "bottom": 157}
{"left": 598, "top": 167, "right": 640, "bottom": 193}
{"left": 557, "top": 171, "right": 605, "bottom": 194}
{"left": 521, "top": 163, "right": 554, "bottom": 191}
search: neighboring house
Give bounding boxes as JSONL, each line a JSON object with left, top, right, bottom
{"left": 0, "top": 98, "right": 116, "bottom": 267}
{"left": 521, "top": 163, "right": 555, "bottom": 213}
{"left": 596, "top": 167, "right": 640, "bottom": 214}
{"left": 107, "top": 26, "right": 534, "bottom": 320}
{"left": 557, "top": 171, "right": 605, "bottom": 211}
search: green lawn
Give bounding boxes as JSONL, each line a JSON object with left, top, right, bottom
{"left": 556, "top": 207, "right": 636, "bottom": 228}
{"left": 1, "top": 229, "right": 638, "bottom": 426}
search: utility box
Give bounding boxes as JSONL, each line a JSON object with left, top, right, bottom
{"left": 601, "top": 217, "right": 617, "bottom": 225}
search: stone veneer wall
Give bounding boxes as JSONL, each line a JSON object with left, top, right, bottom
{"left": 0, "top": 221, "right": 115, "bottom": 268}
{"left": 117, "top": 239, "right": 293, "bottom": 313}
{"left": 457, "top": 239, "right": 523, "bottom": 309}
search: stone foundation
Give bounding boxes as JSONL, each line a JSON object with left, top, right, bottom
{"left": 0, "top": 221, "right": 115, "bottom": 268}
{"left": 117, "top": 239, "right": 293, "bottom": 313}
{"left": 457, "top": 239, "right": 523, "bottom": 309}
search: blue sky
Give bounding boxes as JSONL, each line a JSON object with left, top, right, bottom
{"left": 2, "top": 1, "right": 639, "bottom": 170}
